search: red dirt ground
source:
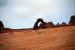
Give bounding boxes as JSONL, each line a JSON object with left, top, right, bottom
{"left": 0, "top": 26, "right": 75, "bottom": 50}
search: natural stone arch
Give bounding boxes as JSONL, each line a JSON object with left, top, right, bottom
{"left": 33, "top": 18, "right": 46, "bottom": 30}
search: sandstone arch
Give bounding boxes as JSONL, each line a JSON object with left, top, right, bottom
{"left": 33, "top": 18, "right": 46, "bottom": 30}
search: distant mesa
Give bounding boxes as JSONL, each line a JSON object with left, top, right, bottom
{"left": 55, "top": 22, "right": 68, "bottom": 27}
{"left": 55, "top": 23, "right": 60, "bottom": 27}
{"left": 69, "top": 15, "right": 75, "bottom": 26}
{"left": 60, "top": 22, "right": 67, "bottom": 26}
{"left": 45, "top": 22, "right": 54, "bottom": 28}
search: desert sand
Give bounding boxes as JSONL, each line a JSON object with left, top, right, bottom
{"left": 0, "top": 26, "right": 75, "bottom": 50}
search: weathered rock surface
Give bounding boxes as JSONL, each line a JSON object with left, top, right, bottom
{"left": 0, "top": 21, "right": 4, "bottom": 33}
{"left": 33, "top": 18, "right": 46, "bottom": 30}
{"left": 39, "top": 22, "right": 54, "bottom": 29}
{"left": 45, "top": 22, "right": 54, "bottom": 28}
{"left": 69, "top": 15, "right": 75, "bottom": 26}
{"left": 55, "top": 23, "right": 60, "bottom": 27}
{"left": 60, "top": 22, "right": 67, "bottom": 26}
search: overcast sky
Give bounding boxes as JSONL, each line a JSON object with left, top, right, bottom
{"left": 0, "top": 0, "right": 75, "bottom": 29}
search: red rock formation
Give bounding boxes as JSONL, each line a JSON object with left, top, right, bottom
{"left": 60, "top": 22, "right": 67, "bottom": 26}
{"left": 33, "top": 18, "right": 46, "bottom": 30}
{"left": 0, "top": 21, "right": 4, "bottom": 28}
{"left": 69, "top": 15, "right": 75, "bottom": 26}
{"left": 45, "top": 22, "right": 54, "bottom": 28}
{"left": 38, "top": 23, "right": 46, "bottom": 29}
{"left": 55, "top": 23, "right": 60, "bottom": 27}
{"left": 38, "top": 22, "right": 54, "bottom": 29}
{"left": 0, "top": 21, "right": 4, "bottom": 33}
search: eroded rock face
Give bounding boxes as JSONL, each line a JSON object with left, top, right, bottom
{"left": 38, "top": 23, "right": 46, "bottom": 29}
{"left": 60, "top": 22, "right": 67, "bottom": 26}
{"left": 45, "top": 22, "right": 54, "bottom": 28}
{"left": 0, "top": 21, "right": 4, "bottom": 28}
{"left": 69, "top": 15, "right": 75, "bottom": 26}
{"left": 33, "top": 18, "right": 46, "bottom": 30}
{"left": 33, "top": 18, "right": 55, "bottom": 30}
{"left": 55, "top": 23, "right": 60, "bottom": 27}
{"left": 0, "top": 21, "right": 4, "bottom": 32}
{"left": 38, "top": 22, "right": 54, "bottom": 29}
{"left": 33, "top": 16, "right": 75, "bottom": 30}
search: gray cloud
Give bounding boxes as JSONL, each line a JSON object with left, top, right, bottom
{"left": 0, "top": 0, "right": 7, "bottom": 7}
